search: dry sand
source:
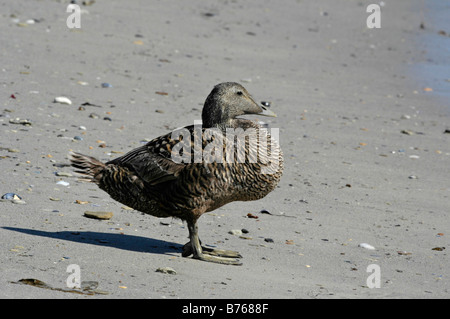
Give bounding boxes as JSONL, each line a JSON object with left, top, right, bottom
{"left": 1, "top": 0, "right": 449, "bottom": 299}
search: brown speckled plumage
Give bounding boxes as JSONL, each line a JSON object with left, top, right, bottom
{"left": 69, "top": 82, "right": 283, "bottom": 265}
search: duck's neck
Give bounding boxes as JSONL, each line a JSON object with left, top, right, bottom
{"left": 208, "top": 118, "right": 259, "bottom": 131}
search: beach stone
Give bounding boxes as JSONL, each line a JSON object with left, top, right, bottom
{"left": 56, "top": 172, "right": 73, "bottom": 177}
{"left": 401, "top": 130, "right": 414, "bottom": 135}
{"left": 229, "top": 229, "right": 243, "bottom": 236}
{"left": 84, "top": 211, "right": 113, "bottom": 220}
{"left": 9, "top": 118, "right": 32, "bottom": 126}
{"left": 156, "top": 267, "right": 177, "bottom": 275}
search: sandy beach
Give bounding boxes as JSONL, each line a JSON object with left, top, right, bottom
{"left": 1, "top": 0, "right": 449, "bottom": 299}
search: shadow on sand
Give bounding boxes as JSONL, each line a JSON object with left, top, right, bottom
{"left": 2, "top": 226, "right": 183, "bottom": 255}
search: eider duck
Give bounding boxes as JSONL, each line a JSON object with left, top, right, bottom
{"left": 69, "top": 82, "right": 283, "bottom": 265}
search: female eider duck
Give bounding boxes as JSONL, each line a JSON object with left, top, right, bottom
{"left": 69, "top": 82, "right": 283, "bottom": 265}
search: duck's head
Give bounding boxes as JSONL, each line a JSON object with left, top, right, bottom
{"left": 202, "top": 82, "right": 276, "bottom": 128}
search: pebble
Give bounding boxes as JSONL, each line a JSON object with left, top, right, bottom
{"left": 264, "top": 238, "right": 274, "bottom": 243}
{"left": 101, "top": 83, "right": 112, "bottom": 88}
{"left": 54, "top": 97, "right": 72, "bottom": 105}
{"left": 401, "top": 130, "right": 414, "bottom": 135}
{"left": 229, "top": 229, "right": 243, "bottom": 236}
{"left": 84, "top": 211, "right": 114, "bottom": 220}
{"left": 56, "top": 172, "right": 73, "bottom": 177}
{"left": 358, "top": 243, "right": 376, "bottom": 250}
{"left": 247, "top": 213, "right": 259, "bottom": 219}
{"left": 73, "top": 136, "right": 83, "bottom": 141}
{"left": 9, "top": 118, "right": 32, "bottom": 126}
{"left": 155, "top": 267, "right": 177, "bottom": 275}
{"left": 408, "top": 175, "right": 418, "bottom": 179}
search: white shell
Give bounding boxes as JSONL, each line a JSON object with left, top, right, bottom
{"left": 358, "top": 243, "right": 376, "bottom": 250}
{"left": 56, "top": 181, "right": 70, "bottom": 187}
{"left": 54, "top": 96, "right": 72, "bottom": 105}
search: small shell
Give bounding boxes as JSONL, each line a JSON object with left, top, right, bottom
{"left": 358, "top": 243, "right": 376, "bottom": 250}
{"left": 1, "top": 193, "right": 22, "bottom": 200}
{"left": 54, "top": 96, "right": 72, "bottom": 105}
{"left": 1, "top": 193, "right": 26, "bottom": 204}
{"left": 56, "top": 181, "right": 70, "bottom": 187}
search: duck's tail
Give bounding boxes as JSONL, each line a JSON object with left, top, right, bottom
{"left": 68, "top": 151, "right": 105, "bottom": 183}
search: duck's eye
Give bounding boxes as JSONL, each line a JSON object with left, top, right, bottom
{"left": 236, "top": 91, "right": 243, "bottom": 96}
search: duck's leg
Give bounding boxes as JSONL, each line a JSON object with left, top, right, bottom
{"left": 183, "top": 220, "right": 242, "bottom": 265}
{"left": 182, "top": 240, "right": 242, "bottom": 259}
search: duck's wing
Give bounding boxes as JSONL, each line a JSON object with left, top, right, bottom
{"left": 106, "top": 131, "right": 189, "bottom": 186}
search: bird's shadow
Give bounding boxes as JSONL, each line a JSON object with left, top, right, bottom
{"left": 2, "top": 227, "right": 183, "bottom": 255}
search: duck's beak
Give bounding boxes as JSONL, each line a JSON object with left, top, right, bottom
{"left": 242, "top": 96, "right": 277, "bottom": 118}
{"left": 258, "top": 104, "right": 277, "bottom": 117}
